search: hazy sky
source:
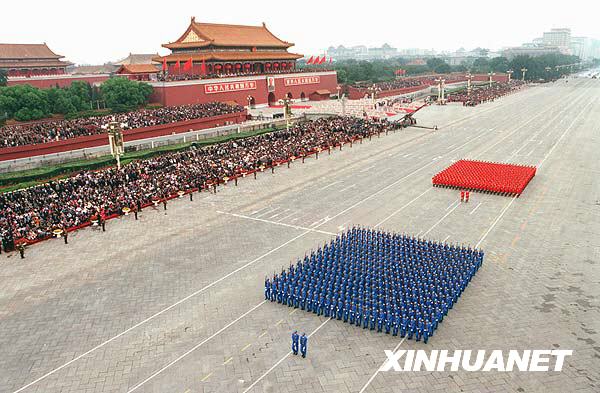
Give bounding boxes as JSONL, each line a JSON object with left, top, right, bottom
{"left": 1, "top": 0, "right": 598, "bottom": 65}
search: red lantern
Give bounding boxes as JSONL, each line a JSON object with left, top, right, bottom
{"left": 273, "top": 62, "right": 279, "bottom": 68}
{"left": 265, "top": 63, "right": 271, "bottom": 68}
{"left": 235, "top": 64, "right": 241, "bottom": 69}
{"left": 281, "top": 63, "right": 287, "bottom": 68}
{"left": 225, "top": 64, "right": 232, "bottom": 69}
{"left": 244, "top": 63, "right": 251, "bottom": 69}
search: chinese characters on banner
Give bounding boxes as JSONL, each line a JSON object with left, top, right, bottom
{"left": 204, "top": 81, "right": 257, "bottom": 94}
{"left": 284, "top": 76, "right": 321, "bottom": 86}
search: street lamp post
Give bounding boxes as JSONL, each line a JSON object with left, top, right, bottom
{"left": 279, "top": 98, "right": 293, "bottom": 131}
{"left": 102, "top": 119, "right": 126, "bottom": 170}
{"left": 434, "top": 78, "right": 446, "bottom": 104}
{"left": 507, "top": 69, "right": 514, "bottom": 83}
{"left": 521, "top": 67, "right": 528, "bottom": 82}
{"left": 488, "top": 72, "right": 496, "bottom": 87}
{"left": 465, "top": 72, "right": 473, "bottom": 97}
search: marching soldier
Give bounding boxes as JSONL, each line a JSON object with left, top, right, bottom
{"left": 291, "top": 331, "right": 299, "bottom": 355}
{"left": 300, "top": 333, "right": 308, "bottom": 358}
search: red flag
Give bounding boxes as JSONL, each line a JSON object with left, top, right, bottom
{"left": 201, "top": 59, "right": 206, "bottom": 76}
{"left": 174, "top": 60, "right": 181, "bottom": 73}
{"left": 319, "top": 56, "right": 326, "bottom": 64}
{"left": 329, "top": 57, "right": 333, "bottom": 64}
{"left": 307, "top": 56, "right": 314, "bottom": 65}
{"left": 162, "top": 58, "right": 167, "bottom": 72}
{"left": 183, "top": 57, "right": 193, "bottom": 72}
{"left": 313, "top": 56, "right": 321, "bottom": 64}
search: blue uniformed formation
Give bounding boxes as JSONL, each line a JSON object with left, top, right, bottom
{"left": 265, "top": 227, "right": 484, "bottom": 343}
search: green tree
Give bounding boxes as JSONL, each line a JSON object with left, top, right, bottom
{"left": 471, "top": 57, "right": 490, "bottom": 73}
{"left": 0, "top": 69, "right": 7, "bottom": 87}
{"left": 100, "top": 77, "right": 153, "bottom": 112}
{"left": 489, "top": 57, "right": 510, "bottom": 73}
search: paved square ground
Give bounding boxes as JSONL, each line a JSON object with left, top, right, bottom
{"left": 0, "top": 78, "right": 598, "bottom": 393}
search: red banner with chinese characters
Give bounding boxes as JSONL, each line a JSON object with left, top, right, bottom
{"left": 284, "top": 76, "right": 321, "bottom": 86}
{"left": 204, "top": 81, "right": 257, "bottom": 94}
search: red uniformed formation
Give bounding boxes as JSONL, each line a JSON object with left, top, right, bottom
{"left": 432, "top": 159, "right": 536, "bottom": 196}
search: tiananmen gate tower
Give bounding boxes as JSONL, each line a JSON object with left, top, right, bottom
{"left": 155, "top": 17, "right": 302, "bottom": 75}
{"left": 149, "top": 17, "right": 337, "bottom": 107}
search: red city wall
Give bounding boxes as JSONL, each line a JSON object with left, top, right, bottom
{"left": 0, "top": 111, "right": 246, "bottom": 162}
{"left": 7, "top": 75, "right": 110, "bottom": 88}
{"left": 150, "top": 72, "right": 338, "bottom": 107}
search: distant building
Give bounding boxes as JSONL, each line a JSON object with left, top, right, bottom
{"left": 542, "top": 28, "right": 571, "bottom": 52}
{"left": 0, "top": 43, "right": 72, "bottom": 77}
{"left": 112, "top": 53, "right": 160, "bottom": 65}
{"left": 501, "top": 46, "right": 562, "bottom": 59}
{"left": 70, "top": 64, "right": 118, "bottom": 75}
{"left": 326, "top": 43, "right": 398, "bottom": 60}
{"left": 116, "top": 64, "right": 159, "bottom": 81}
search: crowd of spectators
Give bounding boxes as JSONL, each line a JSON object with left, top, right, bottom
{"left": 354, "top": 78, "right": 425, "bottom": 92}
{"left": 446, "top": 81, "right": 525, "bottom": 106}
{"left": 0, "top": 116, "right": 398, "bottom": 245}
{"left": 157, "top": 67, "right": 334, "bottom": 82}
{"left": 353, "top": 74, "right": 469, "bottom": 94}
{"left": 0, "top": 102, "right": 245, "bottom": 148}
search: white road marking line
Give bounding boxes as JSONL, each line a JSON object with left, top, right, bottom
{"left": 338, "top": 184, "right": 357, "bottom": 192}
{"left": 216, "top": 211, "right": 336, "bottom": 236}
{"left": 200, "top": 373, "right": 212, "bottom": 382}
{"left": 423, "top": 202, "right": 461, "bottom": 237}
{"left": 475, "top": 197, "right": 517, "bottom": 249}
{"left": 317, "top": 181, "right": 342, "bottom": 191}
{"left": 242, "top": 318, "right": 330, "bottom": 393}
{"left": 358, "top": 338, "right": 406, "bottom": 393}
{"left": 274, "top": 319, "right": 284, "bottom": 327}
{"left": 374, "top": 189, "right": 432, "bottom": 228}
{"left": 276, "top": 210, "right": 299, "bottom": 222}
{"left": 126, "top": 301, "right": 266, "bottom": 392}
{"left": 288, "top": 309, "right": 298, "bottom": 315}
{"left": 258, "top": 331, "right": 267, "bottom": 338}
{"left": 250, "top": 206, "right": 271, "bottom": 216}
{"left": 255, "top": 207, "right": 280, "bottom": 218}
{"left": 442, "top": 235, "right": 451, "bottom": 242}
{"left": 222, "top": 357, "right": 233, "bottom": 365}
{"left": 269, "top": 209, "right": 289, "bottom": 219}
{"left": 538, "top": 99, "right": 595, "bottom": 169}
{"left": 416, "top": 230, "right": 423, "bottom": 237}
{"left": 241, "top": 343, "right": 252, "bottom": 352}
{"left": 469, "top": 202, "right": 482, "bottom": 215}
{"left": 446, "top": 143, "right": 456, "bottom": 149}
{"left": 446, "top": 199, "right": 460, "bottom": 210}
{"left": 473, "top": 92, "right": 583, "bottom": 160}
{"left": 359, "top": 165, "right": 375, "bottom": 173}
{"left": 526, "top": 148, "right": 535, "bottom": 157}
